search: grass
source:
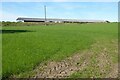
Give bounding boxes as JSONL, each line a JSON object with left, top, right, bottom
{"left": 0, "top": 24, "right": 2, "bottom": 79}
{"left": 2, "top": 23, "right": 118, "bottom": 78}
{"left": 71, "top": 39, "right": 118, "bottom": 78}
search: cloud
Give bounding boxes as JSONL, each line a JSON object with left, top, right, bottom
{"left": 51, "top": 0, "right": 119, "bottom": 2}
{"left": 1, "top": 0, "right": 119, "bottom": 2}
{"left": 51, "top": 0, "right": 68, "bottom": 2}
{"left": 1, "top": 11, "right": 28, "bottom": 21}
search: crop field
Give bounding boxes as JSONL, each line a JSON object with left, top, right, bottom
{"left": 2, "top": 23, "right": 118, "bottom": 78}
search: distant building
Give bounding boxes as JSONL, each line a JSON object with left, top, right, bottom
{"left": 16, "top": 17, "right": 108, "bottom": 23}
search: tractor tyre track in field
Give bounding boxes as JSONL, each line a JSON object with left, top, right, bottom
{"left": 106, "top": 63, "right": 118, "bottom": 78}
{"left": 34, "top": 51, "right": 93, "bottom": 78}
{"left": 70, "top": 40, "right": 118, "bottom": 78}
{"left": 92, "top": 41, "right": 118, "bottom": 78}
{"left": 97, "top": 49, "right": 112, "bottom": 77}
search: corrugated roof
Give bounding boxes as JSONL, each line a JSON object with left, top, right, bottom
{"left": 16, "top": 17, "right": 106, "bottom": 22}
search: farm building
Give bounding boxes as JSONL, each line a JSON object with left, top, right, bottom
{"left": 16, "top": 17, "right": 108, "bottom": 23}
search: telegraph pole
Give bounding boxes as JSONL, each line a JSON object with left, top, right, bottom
{"left": 44, "top": 5, "right": 47, "bottom": 26}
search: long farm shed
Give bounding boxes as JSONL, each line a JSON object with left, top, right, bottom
{"left": 17, "top": 17, "right": 108, "bottom": 23}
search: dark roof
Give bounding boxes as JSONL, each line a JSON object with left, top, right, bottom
{"left": 17, "top": 17, "right": 106, "bottom": 22}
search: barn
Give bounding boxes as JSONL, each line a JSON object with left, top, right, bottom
{"left": 16, "top": 17, "right": 108, "bottom": 23}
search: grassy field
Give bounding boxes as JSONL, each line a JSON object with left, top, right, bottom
{"left": 2, "top": 23, "right": 118, "bottom": 78}
{"left": 0, "top": 23, "right": 2, "bottom": 79}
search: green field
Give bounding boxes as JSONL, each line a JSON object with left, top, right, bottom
{"left": 2, "top": 23, "right": 118, "bottom": 78}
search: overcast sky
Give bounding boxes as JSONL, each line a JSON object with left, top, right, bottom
{"left": 1, "top": 2, "right": 119, "bottom": 22}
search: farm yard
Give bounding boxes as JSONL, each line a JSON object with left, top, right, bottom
{"left": 2, "top": 23, "right": 118, "bottom": 78}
